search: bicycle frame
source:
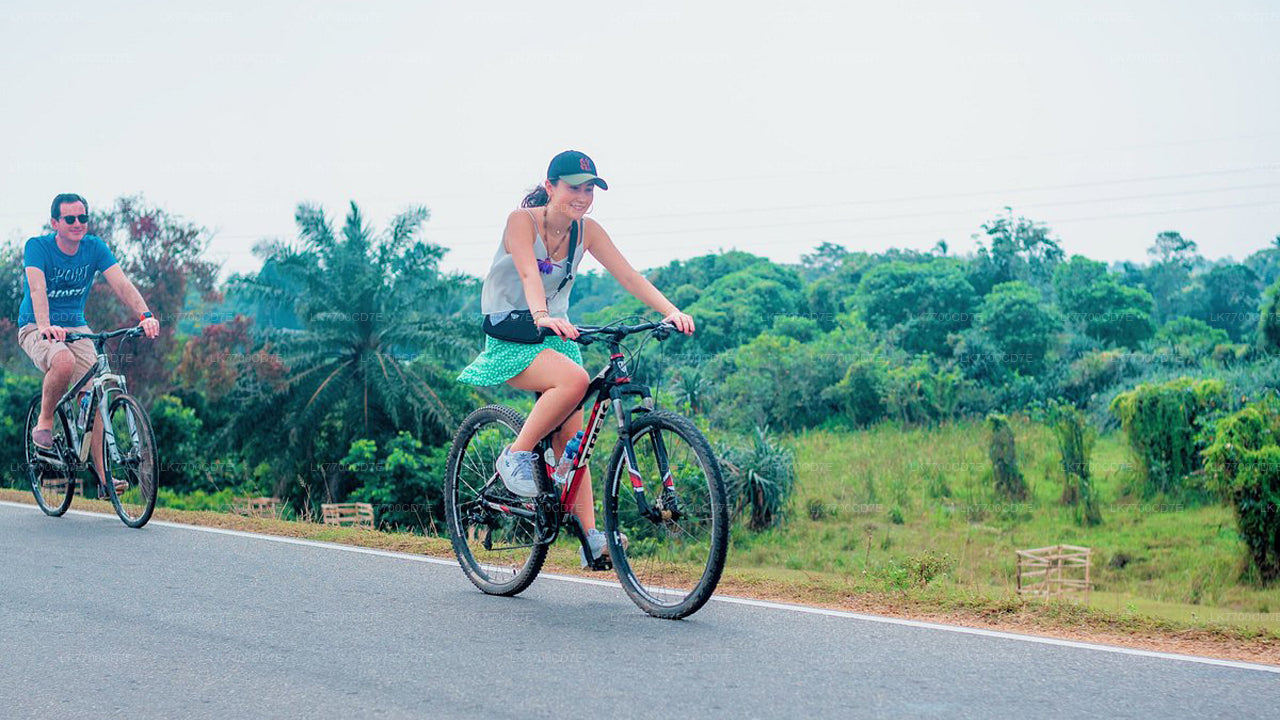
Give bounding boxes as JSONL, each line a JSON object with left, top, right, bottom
{"left": 477, "top": 329, "right": 680, "bottom": 557}
{"left": 53, "top": 334, "right": 139, "bottom": 485}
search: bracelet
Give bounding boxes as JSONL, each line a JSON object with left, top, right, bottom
{"left": 531, "top": 309, "right": 550, "bottom": 321}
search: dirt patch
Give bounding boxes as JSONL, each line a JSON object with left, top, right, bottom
{"left": 2, "top": 487, "right": 1275, "bottom": 667}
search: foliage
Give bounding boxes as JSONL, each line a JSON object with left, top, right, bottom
{"left": 344, "top": 432, "right": 449, "bottom": 534}
{"left": 857, "top": 259, "right": 976, "bottom": 356}
{"left": 986, "top": 413, "right": 1028, "bottom": 500}
{"left": 225, "top": 202, "right": 473, "bottom": 501}
{"left": 1201, "top": 263, "right": 1261, "bottom": 342}
{"left": 967, "top": 209, "right": 1064, "bottom": 294}
{"left": 718, "top": 426, "right": 797, "bottom": 531}
{"left": 1053, "top": 255, "right": 1155, "bottom": 348}
{"left": 707, "top": 324, "right": 868, "bottom": 431}
{"left": 1203, "top": 400, "right": 1280, "bottom": 582}
{"left": 1109, "top": 377, "right": 1225, "bottom": 497}
{"left": 972, "top": 281, "right": 1062, "bottom": 375}
{"left": 87, "top": 196, "right": 220, "bottom": 401}
{"left": 1151, "top": 317, "right": 1230, "bottom": 361}
{"left": 0, "top": 372, "right": 41, "bottom": 489}
{"left": 1044, "top": 401, "right": 1101, "bottom": 525}
{"left": 1257, "top": 277, "right": 1280, "bottom": 355}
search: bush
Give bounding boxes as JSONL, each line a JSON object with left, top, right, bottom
{"left": 717, "top": 425, "right": 797, "bottom": 531}
{"left": 1045, "top": 402, "right": 1101, "bottom": 526}
{"left": 1203, "top": 401, "right": 1280, "bottom": 583}
{"left": 986, "top": 413, "right": 1027, "bottom": 500}
{"left": 1109, "top": 377, "right": 1225, "bottom": 497}
{"left": 0, "top": 372, "right": 41, "bottom": 489}
{"left": 344, "top": 432, "right": 448, "bottom": 533}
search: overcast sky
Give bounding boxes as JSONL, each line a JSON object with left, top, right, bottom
{"left": 3, "top": 0, "right": 1278, "bottom": 280}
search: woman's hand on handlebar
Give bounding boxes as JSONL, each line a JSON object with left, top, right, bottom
{"left": 535, "top": 314, "right": 579, "bottom": 340}
{"left": 662, "top": 308, "right": 696, "bottom": 335}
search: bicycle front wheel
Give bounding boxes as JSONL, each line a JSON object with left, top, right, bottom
{"left": 445, "top": 405, "right": 551, "bottom": 597}
{"left": 102, "top": 394, "right": 158, "bottom": 528}
{"left": 604, "top": 410, "right": 729, "bottom": 619}
{"left": 24, "top": 394, "right": 76, "bottom": 517}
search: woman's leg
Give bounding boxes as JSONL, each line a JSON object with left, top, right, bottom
{"left": 551, "top": 407, "right": 597, "bottom": 532}
{"left": 506, "top": 348, "right": 589, "bottom": 452}
{"left": 507, "top": 350, "right": 597, "bottom": 530}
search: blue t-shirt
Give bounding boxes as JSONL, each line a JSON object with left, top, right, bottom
{"left": 18, "top": 234, "right": 119, "bottom": 327}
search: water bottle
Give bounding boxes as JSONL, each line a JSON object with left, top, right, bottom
{"left": 77, "top": 393, "right": 91, "bottom": 431}
{"left": 553, "top": 431, "right": 584, "bottom": 489}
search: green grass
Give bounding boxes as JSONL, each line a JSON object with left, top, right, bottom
{"left": 731, "top": 415, "right": 1280, "bottom": 628}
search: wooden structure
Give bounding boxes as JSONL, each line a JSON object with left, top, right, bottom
{"left": 232, "top": 496, "right": 281, "bottom": 518}
{"left": 321, "top": 502, "right": 375, "bottom": 529}
{"left": 1016, "top": 544, "right": 1092, "bottom": 600}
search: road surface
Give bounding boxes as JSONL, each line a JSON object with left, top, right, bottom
{"left": 1, "top": 501, "right": 1273, "bottom": 719}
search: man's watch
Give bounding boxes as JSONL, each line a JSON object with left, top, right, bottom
{"left": 141, "top": 311, "right": 154, "bottom": 321}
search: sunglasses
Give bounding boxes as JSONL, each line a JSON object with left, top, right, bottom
{"left": 60, "top": 214, "right": 89, "bottom": 225}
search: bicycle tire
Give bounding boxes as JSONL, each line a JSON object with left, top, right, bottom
{"left": 24, "top": 394, "right": 76, "bottom": 517}
{"left": 445, "top": 404, "right": 552, "bottom": 597}
{"left": 102, "top": 394, "right": 158, "bottom": 528}
{"left": 604, "top": 410, "right": 729, "bottom": 619}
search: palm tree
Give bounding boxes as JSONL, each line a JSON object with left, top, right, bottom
{"left": 228, "top": 202, "right": 473, "bottom": 500}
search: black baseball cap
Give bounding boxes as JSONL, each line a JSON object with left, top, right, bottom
{"left": 548, "top": 150, "right": 608, "bottom": 190}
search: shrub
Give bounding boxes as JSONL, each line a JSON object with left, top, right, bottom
{"left": 987, "top": 413, "right": 1028, "bottom": 500}
{"left": 717, "top": 425, "right": 797, "bottom": 531}
{"left": 1045, "top": 402, "right": 1101, "bottom": 526}
{"left": 1203, "top": 401, "right": 1280, "bottom": 583}
{"left": 1109, "top": 377, "right": 1225, "bottom": 497}
{"left": 344, "top": 432, "right": 448, "bottom": 533}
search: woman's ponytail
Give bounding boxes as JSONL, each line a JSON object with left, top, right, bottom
{"left": 521, "top": 183, "right": 550, "bottom": 208}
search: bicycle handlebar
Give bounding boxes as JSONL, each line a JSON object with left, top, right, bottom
{"left": 539, "top": 320, "right": 674, "bottom": 345}
{"left": 64, "top": 326, "right": 147, "bottom": 343}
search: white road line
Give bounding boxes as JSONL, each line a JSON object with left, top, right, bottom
{"left": 3, "top": 499, "right": 1277, "bottom": 674}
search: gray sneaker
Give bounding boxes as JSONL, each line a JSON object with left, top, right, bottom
{"left": 581, "top": 528, "right": 629, "bottom": 568}
{"left": 495, "top": 445, "right": 539, "bottom": 497}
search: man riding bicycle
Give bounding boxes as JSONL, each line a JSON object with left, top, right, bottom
{"left": 18, "top": 193, "right": 160, "bottom": 490}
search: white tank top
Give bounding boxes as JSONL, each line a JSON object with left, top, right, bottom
{"left": 479, "top": 208, "right": 585, "bottom": 319}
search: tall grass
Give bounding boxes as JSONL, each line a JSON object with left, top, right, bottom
{"left": 729, "top": 416, "right": 1280, "bottom": 615}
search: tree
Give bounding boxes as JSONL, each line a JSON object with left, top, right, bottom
{"left": 968, "top": 209, "right": 1064, "bottom": 294}
{"left": 80, "top": 196, "right": 220, "bottom": 401}
{"left": 1202, "top": 263, "right": 1261, "bottom": 342}
{"left": 973, "top": 281, "right": 1062, "bottom": 375}
{"left": 857, "top": 260, "right": 977, "bottom": 357}
{"left": 800, "top": 241, "right": 851, "bottom": 281}
{"left": 1053, "top": 255, "right": 1155, "bottom": 349}
{"left": 1143, "top": 231, "right": 1203, "bottom": 323}
{"left": 674, "top": 262, "right": 805, "bottom": 355}
{"left": 227, "top": 202, "right": 473, "bottom": 502}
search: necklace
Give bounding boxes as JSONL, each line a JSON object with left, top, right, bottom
{"left": 542, "top": 209, "right": 572, "bottom": 260}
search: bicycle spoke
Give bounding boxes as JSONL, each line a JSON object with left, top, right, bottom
{"left": 608, "top": 414, "right": 726, "bottom": 616}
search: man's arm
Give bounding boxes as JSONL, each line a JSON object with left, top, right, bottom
{"left": 102, "top": 266, "right": 160, "bottom": 338}
{"left": 24, "top": 267, "right": 66, "bottom": 341}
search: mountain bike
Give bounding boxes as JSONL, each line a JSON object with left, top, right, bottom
{"left": 24, "top": 326, "right": 158, "bottom": 528}
{"left": 445, "top": 320, "right": 729, "bottom": 619}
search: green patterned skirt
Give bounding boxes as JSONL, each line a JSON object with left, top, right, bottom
{"left": 456, "top": 334, "right": 584, "bottom": 386}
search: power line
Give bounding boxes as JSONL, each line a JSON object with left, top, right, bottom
{"left": 423, "top": 164, "right": 1280, "bottom": 232}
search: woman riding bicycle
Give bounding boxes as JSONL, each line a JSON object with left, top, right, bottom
{"left": 456, "top": 150, "right": 695, "bottom": 566}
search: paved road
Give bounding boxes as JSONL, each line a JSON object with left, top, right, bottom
{"left": 1, "top": 502, "right": 1273, "bottom": 719}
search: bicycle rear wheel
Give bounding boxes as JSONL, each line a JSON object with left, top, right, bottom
{"left": 24, "top": 394, "right": 76, "bottom": 517}
{"left": 445, "top": 405, "right": 551, "bottom": 596}
{"left": 604, "top": 410, "right": 728, "bottom": 619}
{"left": 102, "top": 394, "right": 158, "bottom": 528}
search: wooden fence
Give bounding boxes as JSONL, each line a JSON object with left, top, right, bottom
{"left": 1016, "top": 544, "right": 1092, "bottom": 600}
{"left": 321, "top": 502, "right": 375, "bottom": 529}
{"left": 232, "top": 497, "right": 281, "bottom": 518}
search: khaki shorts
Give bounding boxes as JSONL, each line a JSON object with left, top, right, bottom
{"left": 17, "top": 323, "right": 96, "bottom": 381}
